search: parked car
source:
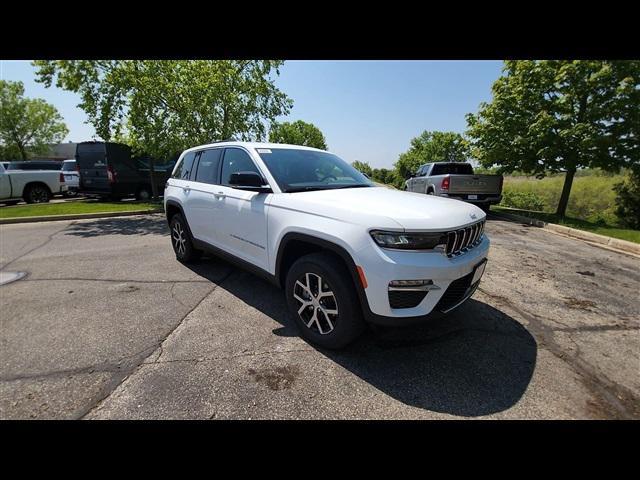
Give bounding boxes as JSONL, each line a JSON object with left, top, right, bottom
{"left": 404, "top": 162, "right": 503, "bottom": 211}
{"left": 7, "top": 160, "right": 63, "bottom": 171}
{"left": 76, "top": 141, "right": 170, "bottom": 200}
{"left": 0, "top": 162, "right": 67, "bottom": 204}
{"left": 61, "top": 159, "right": 80, "bottom": 196}
{"left": 164, "top": 142, "right": 489, "bottom": 349}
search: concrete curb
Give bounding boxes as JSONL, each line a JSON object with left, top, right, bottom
{"left": 491, "top": 210, "right": 640, "bottom": 256}
{"left": 0, "top": 209, "right": 164, "bottom": 225}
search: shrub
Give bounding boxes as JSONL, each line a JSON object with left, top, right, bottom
{"left": 613, "top": 171, "right": 640, "bottom": 229}
{"left": 500, "top": 190, "right": 545, "bottom": 211}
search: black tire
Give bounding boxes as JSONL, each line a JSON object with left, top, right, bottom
{"left": 136, "top": 186, "right": 152, "bottom": 201}
{"left": 285, "top": 251, "right": 364, "bottom": 349}
{"left": 24, "top": 184, "right": 51, "bottom": 204}
{"left": 2, "top": 200, "right": 20, "bottom": 206}
{"left": 169, "top": 213, "right": 201, "bottom": 263}
{"left": 480, "top": 204, "right": 491, "bottom": 213}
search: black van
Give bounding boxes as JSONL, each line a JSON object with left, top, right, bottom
{"left": 76, "top": 141, "right": 174, "bottom": 200}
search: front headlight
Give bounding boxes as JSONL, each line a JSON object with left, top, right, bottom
{"left": 370, "top": 230, "right": 448, "bottom": 251}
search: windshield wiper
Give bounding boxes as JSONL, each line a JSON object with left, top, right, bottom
{"left": 285, "top": 186, "right": 330, "bottom": 193}
{"left": 330, "top": 184, "right": 372, "bottom": 190}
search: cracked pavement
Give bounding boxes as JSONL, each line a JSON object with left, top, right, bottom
{"left": 0, "top": 214, "right": 638, "bottom": 419}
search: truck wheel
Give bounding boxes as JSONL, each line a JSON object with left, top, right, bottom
{"left": 169, "top": 214, "right": 201, "bottom": 263}
{"left": 285, "top": 252, "right": 364, "bottom": 350}
{"left": 24, "top": 184, "right": 51, "bottom": 204}
{"left": 136, "top": 186, "right": 151, "bottom": 201}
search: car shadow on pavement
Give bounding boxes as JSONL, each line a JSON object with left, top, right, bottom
{"left": 63, "top": 215, "right": 168, "bottom": 238}
{"left": 188, "top": 258, "right": 538, "bottom": 418}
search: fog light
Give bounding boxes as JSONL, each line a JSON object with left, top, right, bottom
{"left": 388, "top": 280, "right": 440, "bottom": 291}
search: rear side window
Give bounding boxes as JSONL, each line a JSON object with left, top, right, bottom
{"left": 221, "top": 148, "right": 261, "bottom": 185}
{"left": 431, "top": 163, "right": 473, "bottom": 175}
{"left": 62, "top": 161, "right": 76, "bottom": 171}
{"left": 172, "top": 151, "right": 197, "bottom": 180}
{"left": 194, "top": 149, "right": 222, "bottom": 184}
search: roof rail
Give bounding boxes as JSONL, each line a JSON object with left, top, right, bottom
{"left": 210, "top": 137, "right": 237, "bottom": 144}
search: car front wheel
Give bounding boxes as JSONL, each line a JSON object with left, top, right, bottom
{"left": 285, "top": 252, "right": 364, "bottom": 349}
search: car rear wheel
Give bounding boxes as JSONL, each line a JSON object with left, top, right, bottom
{"left": 169, "top": 214, "right": 201, "bottom": 263}
{"left": 285, "top": 252, "right": 364, "bottom": 349}
{"left": 136, "top": 186, "right": 152, "bottom": 201}
{"left": 24, "top": 184, "right": 51, "bottom": 204}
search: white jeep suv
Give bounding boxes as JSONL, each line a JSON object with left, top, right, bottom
{"left": 164, "top": 142, "right": 489, "bottom": 349}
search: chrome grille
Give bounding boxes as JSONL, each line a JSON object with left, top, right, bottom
{"left": 445, "top": 220, "right": 485, "bottom": 257}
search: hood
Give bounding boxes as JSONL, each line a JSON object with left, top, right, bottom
{"left": 272, "top": 186, "right": 486, "bottom": 231}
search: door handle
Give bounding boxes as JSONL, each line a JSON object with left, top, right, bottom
{"left": 183, "top": 186, "right": 190, "bottom": 192}
{"left": 214, "top": 191, "right": 225, "bottom": 198}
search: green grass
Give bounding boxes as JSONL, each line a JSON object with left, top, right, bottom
{"left": 493, "top": 206, "right": 640, "bottom": 244}
{"left": 502, "top": 173, "right": 625, "bottom": 226}
{"left": 0, "top": 200, "right": 160, "bottom": 219}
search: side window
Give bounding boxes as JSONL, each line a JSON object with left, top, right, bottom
{"left": 172, "top": 151, "right": 197, "bottom": 180}
{"left": 194, "top": 148, "right": 222, "bottom": 185}
{"left": 221, "top": 148, "right": 261, "bottom": 186}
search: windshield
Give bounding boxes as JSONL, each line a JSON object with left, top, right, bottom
{"left": 431, "top": 163, "right": 474, "bottom": 175}
{"left": 256, "top": 148, "right": 372, "bottom": 192}
{"left": 62, "top": 161, "right": 76, "bottom": 171}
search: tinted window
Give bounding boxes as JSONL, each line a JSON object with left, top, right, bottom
{"left": 62, "top": 161, "right": 76, "bottom": 171}
{"left": 431, "top": 163, "right": 474, "bottom": 175}
{"left": 172, "top": 151, "right": 197, "bottom": 180}
{"left": 77, "top": 143, "right": 107, "bottom": 169}
{"left": 257, "top": 148, "right": 371, "bottom": 192}
{"left": 8, "top": 161, "right": 61, "bottom": 170}
{"left": 221, "top": 148, "right": 261, "bottom": 186}
{"left": 195, "top": 149, "right": 223, "bottom": 184}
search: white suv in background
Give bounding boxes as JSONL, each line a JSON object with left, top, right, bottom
{"left": 164, "top": 142, "right": 489, "bottom": 349}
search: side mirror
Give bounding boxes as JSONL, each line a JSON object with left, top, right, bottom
{"left": 404, "top": 171, "right": 414, "bottom": 180}
{"left": 229, "top": 171, "right": 271, "bottom": 192}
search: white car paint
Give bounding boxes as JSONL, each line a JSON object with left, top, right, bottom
{"left": 165, "top": 142, "right": 489, "bottom": 321}
{"left": 0, "top": 162, "right": 67, "bottom": 202}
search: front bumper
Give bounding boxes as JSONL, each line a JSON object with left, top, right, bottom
{"left": 354, "top": 235, "right": 490, "bottom": 323}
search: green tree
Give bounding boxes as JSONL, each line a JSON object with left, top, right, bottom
{"left": 33, "top": 60, "right": 292, "bottom": 197}
{"left": 613, "top": 170, "right": 640, "bottom": 229}
{"left": 269, "top": 120, "right": 327, "bottom": 149}
{"left": 0, "top": 80, "right": 68, "bottom": 160}
{"left": 393, "top": 131, "right": 469, "bottom": 181}
{"left": 351, "top": 160, "right": 373, "bottom": 177}
{"left": 466, "top": 60, "right": 640, "bottom": 217}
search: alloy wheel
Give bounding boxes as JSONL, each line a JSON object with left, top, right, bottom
{"left": 293, "top": 272, "right": 339, "bottom": 335}
{"left": 172, "top": 221, "right": 186, "bottom": 256}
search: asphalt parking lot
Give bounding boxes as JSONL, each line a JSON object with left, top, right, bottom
{"left": 0, "top": 214, "right": 638, "bottom": 419}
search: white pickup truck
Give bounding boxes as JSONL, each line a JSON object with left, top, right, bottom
{"left": 404, "top": 162, "right": 503, "bottom": 211}
{"left": 0, "top": 163, "right": 67, "bottom": 204}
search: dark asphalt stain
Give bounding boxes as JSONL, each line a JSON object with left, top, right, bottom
{"left": 563, "top": 297, "right": 598, "bottom": 311}
{"left": 577, "top": 271, "right": 596, "bottom": 277}
{"left": 247, "top": 365, "right": 299, "bottom": 391}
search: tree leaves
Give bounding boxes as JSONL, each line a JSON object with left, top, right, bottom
{"left": 393, "top": 131, "right": 470, "bottom": 180}
{"left": 0, "top": 80, "right": 68, "bottom": 160}
{"left": 268, "top": 120, "right": 328, "bottom": 150}
{"left": 32, "top": 60, "right": 293, "bottom": 159}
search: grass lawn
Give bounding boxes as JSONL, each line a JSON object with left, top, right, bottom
{"left": 493, "top": 206, "right": 640, "bottom": 244}
{"left": 0, "top": 200, "right": 161, "bottom": 219}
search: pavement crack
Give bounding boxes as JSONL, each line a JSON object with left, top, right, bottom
{"left": 143, "top": 347, "right": 316, "bottom": 366}
{"left": 0, "top": 223, "right": 69, "bottom": 271}
{"left": 477, "top": 286, "right": 640, "bottom": 419}
{"left": 21, "top": 277, "right": 212, "bottom": 284}
{"left": 80, "top": 270, "right": 233, "bottom": 418}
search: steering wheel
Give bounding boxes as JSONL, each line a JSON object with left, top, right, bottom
{"left": 319, "top": 174, "right": 337, "bottom": 182}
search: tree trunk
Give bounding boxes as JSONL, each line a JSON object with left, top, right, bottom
{"left": 18, "top": 143, "right": 28, "bottom": 160}
{"left": 148, "top": 158, "right": 158, "bottom": 201}
{"left": 556, "top": 167, "right": 576, "bottom": 218}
